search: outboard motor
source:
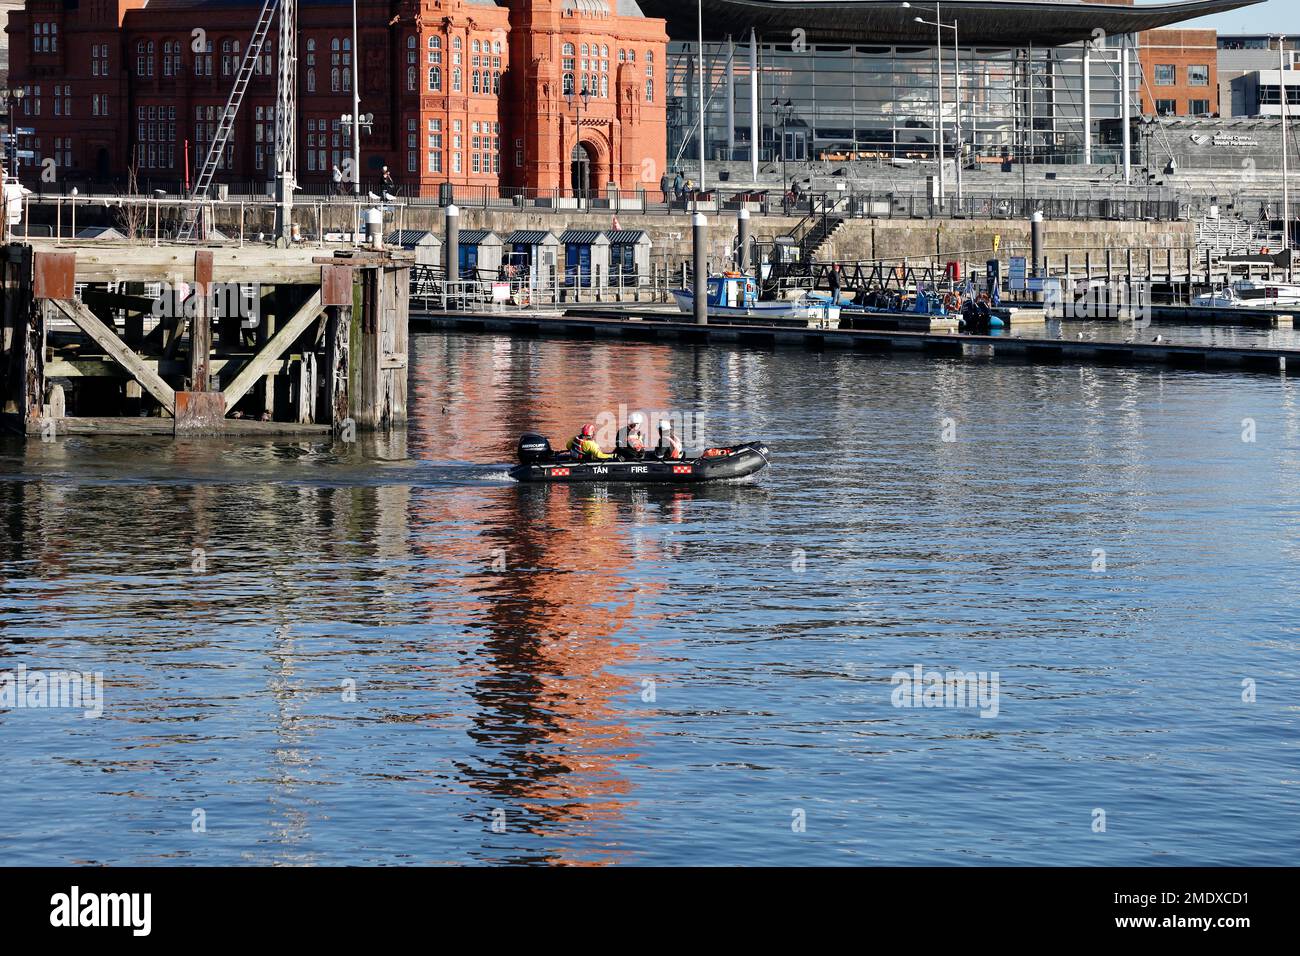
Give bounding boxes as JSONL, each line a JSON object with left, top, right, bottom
{"left": 517, "top": 433, "right": 555, "bottom": 465}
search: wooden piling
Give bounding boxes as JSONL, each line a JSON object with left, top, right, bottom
{"left": 6, "top": 242, "right": 410, "bottom": 437}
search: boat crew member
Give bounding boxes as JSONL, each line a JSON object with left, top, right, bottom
{"left": 567, "top": 423, "right": 614, "bottom": 461}
{"left": 616, "top": 412, "right": 649, "bottom": 458}
{"left": 656, "top": 420, "right": 683, "bottom": 460}
{"left": 828, "top": 263, "right": 842, "bottom": 303}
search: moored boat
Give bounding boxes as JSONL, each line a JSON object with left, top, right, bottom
{"left": 672, "top": 274, "right": 839, "bottom": 324}
{"left": 1193, "top": 280, "right": 1300, "bottom": 309}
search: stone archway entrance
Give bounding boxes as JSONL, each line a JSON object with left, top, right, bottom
{"left": 570, "top": 142, "right": 596, "bottom": 201}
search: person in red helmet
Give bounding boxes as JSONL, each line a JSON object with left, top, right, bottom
{"left": 567, "top": 423, "right": 613, "bottom": 460}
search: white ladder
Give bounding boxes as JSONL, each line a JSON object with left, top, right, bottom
{"left": 178, "top": 0, "right": 280, "bottom": 241}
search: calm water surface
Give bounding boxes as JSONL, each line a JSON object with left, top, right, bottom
{"left": 1, "top": 332, "right": 1298, "bottom": 865}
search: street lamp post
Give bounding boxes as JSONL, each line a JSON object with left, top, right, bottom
{"left": 565, "top": 82, "right": 592, "bottom": 207}
{"left": 696, "top": 0, "right": 707, "bottom": 192}
{"left": 2, "top": 88, "right": 24, "bottom": 243}
{"left": 1279, "top": 35, "right": 1291, "bottom": 272}
{"left": 351, "top": 0, "right": 360, "bottom": 197}
{"left": 903, "top": 3, "right": 944, "bottom": 208}
{"left": 771, "top": 98, "right": 793, "bottom": 211}
{"left": 912, "top": 10, "right": 962, "bottom": 206}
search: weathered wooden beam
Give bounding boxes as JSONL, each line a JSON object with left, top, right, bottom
{"left": 221, "top": 289, "right": 322, "bottom": 413}
{"left": 45, "top": 356, "right": 290, "bottom": 378}
{"left": 295, "top": 351, "right": 317, "bottom": 424}
{"left": 25, "top": 301, "right": 50, "bottom": 426}
{"left": 2, "top": 246, "right": 34, "bottom": 417}
{"left": 324, "top": 304, "right": 350, "bottom": 429}
{"left": 354, "top": 265, "right": 409, "bottom": 430}
{"left": 32, "top": 244, "right": 337, "bottom": 285}
{"left": 51, "top": 298, "right": 176, "bottom": 412}
{"left": 190, "top": 250, "right": 214, "bottom": 391}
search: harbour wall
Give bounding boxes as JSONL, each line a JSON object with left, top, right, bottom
{"left": 212, "top": 205, "right": 1195, "bottom": 268}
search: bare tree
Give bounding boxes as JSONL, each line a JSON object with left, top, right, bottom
{"left": 112, "top": 163, "right": 149, "bottom": 240}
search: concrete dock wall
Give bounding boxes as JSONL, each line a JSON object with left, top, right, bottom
{"left": 214, "top": 205, "right": 1195, "bottom": 270}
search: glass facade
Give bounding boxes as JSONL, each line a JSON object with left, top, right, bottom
{"left": 667, "top": 36, "right": 1137, "bottom": 168}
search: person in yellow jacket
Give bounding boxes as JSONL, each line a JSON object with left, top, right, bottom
{"left": 567, "top": 423, "right": 614, "bottom": 460}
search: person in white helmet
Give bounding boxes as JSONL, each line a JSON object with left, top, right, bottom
{"left": 616, "top": 412, "right": 648, "bottom": 459}
{"left": 655, "top": 419, "right": 683, "bottom": 460}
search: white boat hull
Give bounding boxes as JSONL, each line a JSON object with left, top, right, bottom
{"left": 671, "top": 289, "right": 839, "bottom": 324}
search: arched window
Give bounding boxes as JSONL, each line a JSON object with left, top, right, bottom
{"left": 492, "top": 70, "right": 500, "bottom": 94}
{"left": 472, "top": 70, "right": 480, "bottom": 94}
{"left": 407, "top": 66, "right": 416, "bottom": 91}
{"left": 562, "top": 43, "right": 574, "bottom": 57}
{"left": 601, "top": 45, "right": 608, "bottom": 58}
{"left": 472, "top": 39, "right": 480, "bottom": 53}
{"left": 331, "top": 67, "right": 340, "bottom": 92}
{"left": 563, "top": 72, "right": 574, "bottom": 95}
{"left": 493, "top": 40, "right": 501, "bottom": 54}
{"left": 452, "top": 67, "right": 461, "bottom": 92}
{"left": 428, "top": 67, "right": 441, "bottom": 91}
{"left": 453, "top": 36, "right": 462, "bottom": 50}
{"left": 600, "top": 74, "right": 608, "bottom": 98}
{"left": 646, "top": 51, "right": 653, "bottom": 63}
{"left": 136, "top": 39, "right": 155, "bottom": 78}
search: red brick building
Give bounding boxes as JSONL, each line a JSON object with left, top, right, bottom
{"left": 3, "top": 0, "right": 668, "bottom": 196}
{"left": 1137, "top": 28, "right": 1219, "bottom": 118}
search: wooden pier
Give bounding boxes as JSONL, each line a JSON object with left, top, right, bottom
{"left": 1, "top": 242, "right": 411, "bottom": 437}
{"left": 411, "top": 307, "right": 1295, "bottom": 374}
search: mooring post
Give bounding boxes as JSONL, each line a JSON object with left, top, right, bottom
{"left": 189, "top": 250, "right": 213, "bottom": 392}
{"left": 174, "top": 248, "right": 224, "bottom": 433}
{"left": 737, "top": 207, "right": 750, "bottom": 275}
{"left": 693, "top": 213, "right": 708, "bottom": 325}
{"left": 1030, "top": 212, "right": 1045, "bottom": 302}
{"left": 444, "top": 203, "right": 460, "bottom": 296}
{"left": 352, "top": 262, "right": 409, "bottom": 431}
{"left": 321, "top": 263, "right": 354, "bottom": 435}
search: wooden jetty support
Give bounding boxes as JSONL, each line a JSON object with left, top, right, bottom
{"left": 411, "top": 307, "right": 1295, "bottom": 375}
{"left": 0, "top": 242, "right": 411, "bottom": 437}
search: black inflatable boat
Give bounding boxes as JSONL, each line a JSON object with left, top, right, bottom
{"left": 508, "top": 433, "right": 770, "bottom": 483}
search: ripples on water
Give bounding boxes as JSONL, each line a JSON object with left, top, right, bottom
{"left": 1, "top": 333, "right": 1298, "bottom": 865}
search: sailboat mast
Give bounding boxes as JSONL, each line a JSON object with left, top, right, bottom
{"left": 1281, "top": 35, "right": 1291, "bottom": 269}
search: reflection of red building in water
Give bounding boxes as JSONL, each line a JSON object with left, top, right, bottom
{"left": 405, "top": 335, "right": 686, "bottom": 862}
{"left": 4, "top": 0, "right": 667, "bottom": 197}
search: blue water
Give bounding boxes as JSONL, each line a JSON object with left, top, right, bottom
{"left": 1, "top": 333, "right": 1297, "bottom": 865}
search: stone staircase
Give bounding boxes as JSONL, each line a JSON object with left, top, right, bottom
{"left": 1195, "top": 214, "right": 1281, "bottom": 255}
